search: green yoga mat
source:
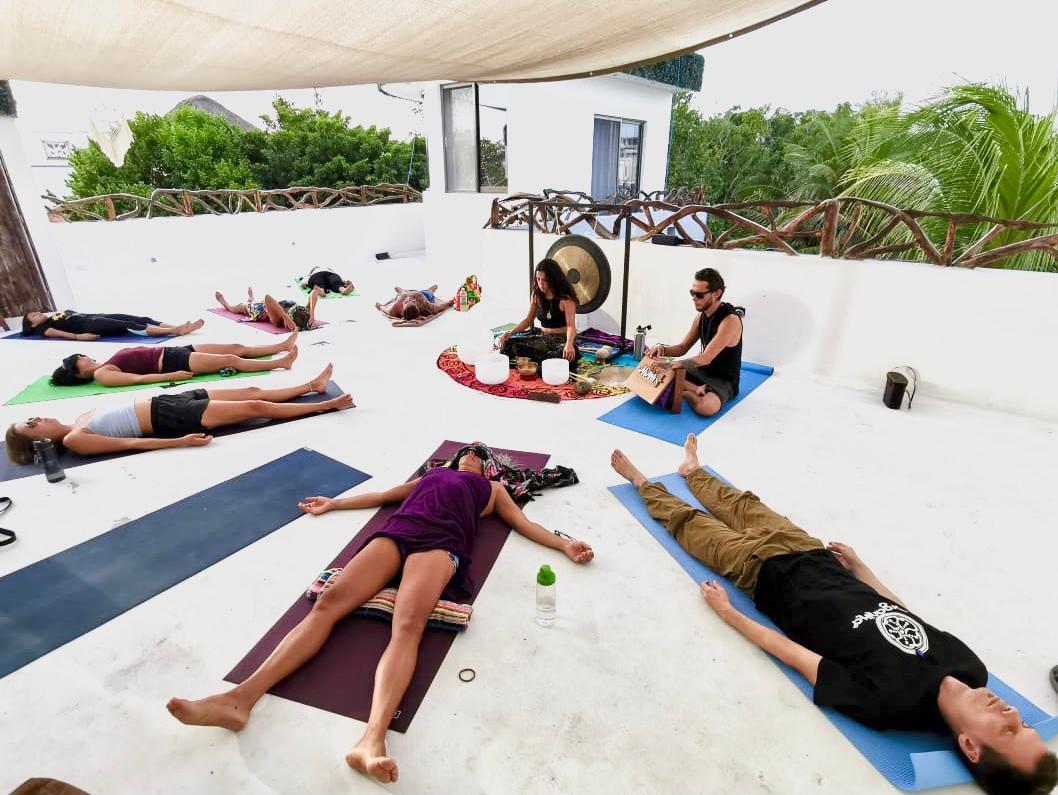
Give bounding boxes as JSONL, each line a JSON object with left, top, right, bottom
{"left": 5, "top": 367, "right": 270, "bottom": 406}
{"left": 296, "top": 281, "right": 358, "bottom": 298}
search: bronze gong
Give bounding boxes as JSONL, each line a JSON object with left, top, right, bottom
{"left": 545, "top": 235, "right": 611, "bottom": 314}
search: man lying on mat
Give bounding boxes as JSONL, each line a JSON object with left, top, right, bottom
{"left": 496, "top": 258, "right": 580, "bottom": 366}
{"left": 20, "top": 311, "right": 203, "bottom": 340}
{"left": 49, "top": 331, "right": 299, "bottom": 388}
{"left": 376, "top": 285, "right": 454, "bottom": 322}
{"left": 645, "top": 267, "right": 742, "bottom": 417}
{"left": 298, "top": 266, "right": 355, "bottom": 295}
{"left": 5, "top": 365, "right": 350, "bottom": 464}
{"left": 214, "top": 285, "right": 320, "bottom": 331}
{"left": 167, "top": 442, "right": 594, "bottom": 785}
{"left": 611, "top": 436, "right": 1056, "bottom": 795}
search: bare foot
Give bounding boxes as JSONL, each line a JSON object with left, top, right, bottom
{"left": 677, "top": 433, "right": 700, "bottom": 477}
{"left": 308, "top": 363, "right": 333, "bottom": 394}
{"left": 276, "top": 346, "right": 299, "bottom": 369}
{"left": 281, "top": 330, "right": 298, "bottom": 351}
{"left": 214, "top": 291, "right": 229, "bottom": 309}
{"left": 311, "top": 285, "right": 325, "bottom": 297}
{"left": 346, "top": 740, "right": 399, "bottom": 783}
{"left": 327, "top": 393, "right": 355, "bottom": 411}
{"left": 166, "top": 693, "right": 250, "bottom": 731}
{"left": 187, "top": 318, "right": 205, "bottom": 333}
{"left": 611, "top": 449, "right": 647, "bottom": 489}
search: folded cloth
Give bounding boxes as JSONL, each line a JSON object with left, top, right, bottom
{"left": 305, "top": 570, "right": 473, "bottom": 632}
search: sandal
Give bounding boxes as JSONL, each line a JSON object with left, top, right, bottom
{"left": 0, "top": 496, "right": 14, "bottom": 547}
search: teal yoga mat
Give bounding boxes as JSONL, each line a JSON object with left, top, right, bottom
{"left": 596, "top": 362, "right": 773, "bottom": 445}
{"left": 0, "top": 447, "right": 370, "bottom": 679}
{"left": 608, "top": 470, "right": 1058, "bottom": 790}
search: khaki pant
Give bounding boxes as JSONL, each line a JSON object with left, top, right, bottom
{"left": 639, "top": 468, "right": 823, "bottom": 595}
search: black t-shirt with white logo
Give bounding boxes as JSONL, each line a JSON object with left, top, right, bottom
{"left": 754, "top": 549, "right": 987, "bottom": 732}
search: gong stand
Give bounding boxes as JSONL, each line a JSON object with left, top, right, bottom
{"left": 526, "top": 199, "right": 633, "bottom": 351}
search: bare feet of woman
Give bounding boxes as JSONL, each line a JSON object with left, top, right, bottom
{"left": 175, "top": 319, "right": 205, "bottom": 335}
{"left": 276, "top": 346, "right": 299, "bottom": 369}
{"left": 610, "top": 449, "right": 647, "bottom": 489}
{"left": 308, "top": 364, "right": 333, "bottom": 394}
{"left": 677, "top": 433, "right": 701, "bottom": 477}
{"left": 346, "top": 740, "right": 399, "bottom": 783}
{"left": 166, "top": 692, "right": 250, "bottom": 732}
{"left": 215, "top": 291, "right": 231, "bottom": 310}
{"left": 327, "top": 393, "right": 355, "bottom": 411}
{"left": 281, "top": 330, "right": 298, "bottom": 351}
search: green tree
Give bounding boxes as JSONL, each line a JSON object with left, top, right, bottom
{"left": 246, "top": 98, "right": 428, "bottom": 190}
{"left": 67, "top": 107, "right": 256, "bottom": 199}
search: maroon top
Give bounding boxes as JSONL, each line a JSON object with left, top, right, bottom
{"left": 366, "top": 467, "right": 493, "bottom": 600}
{"left": 104, "top": 346, "right": 162, "bottom": 374}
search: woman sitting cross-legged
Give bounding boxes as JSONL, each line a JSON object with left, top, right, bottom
{"left": 496, "top": 258, "right": 580, "bottom": 366}
{"left": 4, "top": 365, "right": 351, "bottom": 464}
{"left": 49, "top": 332, "right": 300, "bottom": 388}
{"left": 166, "top": 442, "right": 594, "bottom": 784}
{"left": 214, "top": 286, "right": 320, "bottom": 331}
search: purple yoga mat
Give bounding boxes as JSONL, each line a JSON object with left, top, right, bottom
{"left": 225, "top": 440, "right": 550, "bottom": 733}
{"left": 208, "top": 307, "right": 326, "bottom": 334}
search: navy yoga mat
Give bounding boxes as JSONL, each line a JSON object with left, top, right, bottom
{"left": 596, "top": 361, "right": 773, "bottom": 445}
{"left": 226, "top": 440, "right": 551, "bottom": 733}
{"left": 1, "top": 332, "right": 174, "bottom": 344}
{"left": 0, "top": 448, "right": 370, "bottom": 679}
{"left": 609, "top": 471, "right": 1058, "bottom": 790}
{"left": 0, "top": 380, "right": 348, "bottom": 483}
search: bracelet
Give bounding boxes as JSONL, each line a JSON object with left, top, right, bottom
{"left": 552, "top": 529, "right": 573, "bottom": 541}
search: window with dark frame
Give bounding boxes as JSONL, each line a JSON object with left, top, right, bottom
{"left": 591, "top": 115, "right": 643, "bottom": 202}
{"left": 441, "top": 83, "right": 508, "bottom": 193}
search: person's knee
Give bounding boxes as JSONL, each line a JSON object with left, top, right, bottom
{"left": 391, "top": 612, "right": 429, "bottom": 641}
{"left": 219, "top": 354, "right": 242, "bottom": 367}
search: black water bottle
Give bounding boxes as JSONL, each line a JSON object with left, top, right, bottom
{"left": 33, "top": 438, "right": 66, "bottom": 483}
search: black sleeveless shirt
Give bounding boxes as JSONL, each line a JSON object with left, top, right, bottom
{"left": 536, "top": 296, "right": 567, "bottom": 330}
{"left": 697, "top": 302, "right": 743, "bottom": 394}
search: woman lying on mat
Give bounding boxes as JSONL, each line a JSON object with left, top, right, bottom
{"left": 297, "top": 267, "right": 355, "bottom": 295}
{"left": 49, "top": 332, "right": 300, "bottom": 388}
{"left": 167, "top": 442, "right": 593, "bottom": 784}
{"left": 214, "top": 286, "right": 320, "bottom": 331}
{"left": 496, "top": 258, "right": 580, "bottom": 366}
{"left": 4, "top": 365, "right": 350, "bottom": 464}
{"left": 376, "top": 285, "right": 454, "bottom": 322}
{"left": 20, "top": 311, "right": 203, "bottom": 340}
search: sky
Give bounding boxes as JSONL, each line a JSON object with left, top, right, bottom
{"left": 9, "top": 0, "right": 1058, "bottom": 144}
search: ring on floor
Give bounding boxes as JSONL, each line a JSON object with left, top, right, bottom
{"left": 459, "top": 667, "right": 476, "bottom": 683}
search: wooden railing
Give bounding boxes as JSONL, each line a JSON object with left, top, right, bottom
{"left": 45, "top": 183, "right": 422, "bottom": 222}
{"left": 487, "top": 191, "right": 1058, "bottom": 269}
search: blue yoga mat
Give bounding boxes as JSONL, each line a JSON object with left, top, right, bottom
{"left": 596, "top": 362, "right": 774, "bottom": 445}
{"left": 1, "top": 332, "right": 175, "bottom": 344}
{"left": 0, "top": 447, "right": 370, "bottom": 679}
{"left": 609, "top": 471, "right": 1058, "bottom": 791}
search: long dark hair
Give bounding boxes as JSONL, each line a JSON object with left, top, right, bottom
{"left": 50, "top": 354, "right": 92, "bottom": 386}
{"left": 532, "top": 258, "right": 578, "bottom": 306}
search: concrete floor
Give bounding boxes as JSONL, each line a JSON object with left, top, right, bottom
{"left": 1, "top": 251, "right": 1056, "bottom": 794}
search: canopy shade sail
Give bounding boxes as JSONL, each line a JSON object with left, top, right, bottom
{"left": 0, "top": 0, "right": 824, "bottom": 90}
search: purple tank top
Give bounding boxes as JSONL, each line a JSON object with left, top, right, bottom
{"left": 371, "top": 467, "right": 492, "bottom": 599}
{"left": 105, "top": 346, "right": 161, "bottom": 374}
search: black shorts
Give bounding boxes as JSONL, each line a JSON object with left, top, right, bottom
{"left": 150, "top": 388, "right": 210, "bottom": 437}
{"left": 683, "top": 365, "right": 736, "bottom": 406}
{"left": 160, "top": 345, "right": 194, "bottom": 372}
{"left": 306, "top": 271, "right": 345, "bottom": 293}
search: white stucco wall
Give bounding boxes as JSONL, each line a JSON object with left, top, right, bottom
{"left": 47, "top": 202, "right": 424, "bottom": 308}
{"left": 481, "top": 228, "right": 1058, "bottom": 422}
{"left": 0, "top": 116, "right": 75, "bottom": 310}
{"left": 423, "top": 74, "right": 676, "bottom": 278}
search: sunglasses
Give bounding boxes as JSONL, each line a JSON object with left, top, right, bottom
{"left": 0, "top": 497, "right": 13, "bottom": 547}
{"left": 25, "top": 417, "right": 41, "bottom": 428}
{"left": 689, "top": 289, "right": 711, "bottom": 299}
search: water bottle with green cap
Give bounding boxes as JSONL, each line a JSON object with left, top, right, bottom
{"left": 536, "top": 564, "right": 556, "bottom": 627}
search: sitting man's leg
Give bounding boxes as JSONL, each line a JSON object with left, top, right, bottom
{"left": 677, "top": 433, "right": 823, "bottom": 556}
{"left": 681, "top": 365, "right": 732, "bottom": 417}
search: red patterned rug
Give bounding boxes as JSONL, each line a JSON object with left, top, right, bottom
{"left": 436, "top": 347, "right": 630, "bottom": 402}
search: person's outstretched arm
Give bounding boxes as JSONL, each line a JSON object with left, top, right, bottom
{"left": 701, "top": 580, "right": 822, "bottom": 685}
{"left": 65, "top": 430, "right": 212, "bottom": 456}
{"left": 44, "top": 328, "right": 98, "bottom": 341}
{"left": 299, "top": 479, "right": 421, "bottom": 515}
{"left": 94, "top": 368, "right": 193, "bottom": 387}
{"left": 490, "top": 484, "right": 593, "bottom": 563}
{"left": 646, "top": 315, "right": 699, "bottom": 358}
{"left": 826, "top": 543, "right": 906, "bottom": 608}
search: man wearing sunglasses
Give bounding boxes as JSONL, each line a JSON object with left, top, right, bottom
{"left": 645, "top": 268, "right": 743, "bottom": 416}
